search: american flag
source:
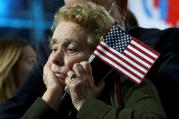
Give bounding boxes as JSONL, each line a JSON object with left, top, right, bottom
{"left": 93, "top": 25, "right": 160, "bottom": 84}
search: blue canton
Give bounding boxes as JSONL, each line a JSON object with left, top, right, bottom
{"left": 102, "top": 26, "right": 132, "bottom": 53}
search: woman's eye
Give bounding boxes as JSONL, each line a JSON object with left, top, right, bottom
{"left": 27, "top": 58, "right": 36, "bottom": 65}
{"left": 51, "top": 47, "right": 57, "bottom": 52}
{"left": 67, "top": 47, "right": 77, "bottom": 53}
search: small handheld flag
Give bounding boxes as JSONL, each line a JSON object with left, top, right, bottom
{"left": 93, "top": 25, "right": 160, "bottom": 84}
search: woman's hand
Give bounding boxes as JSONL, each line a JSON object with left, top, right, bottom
{"left": 42, "top": 55, "right": 66, "bottom": 110}
{"left": 65, "top": 61, "right": 105, "bottom": 111}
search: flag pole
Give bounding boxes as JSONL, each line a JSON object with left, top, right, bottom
{"left": 88, "top": 54, "right": 96, "bottom": 63}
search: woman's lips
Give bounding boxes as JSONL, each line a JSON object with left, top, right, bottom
{"left": 50, "top": 65, "right": 67, "bottom": 80}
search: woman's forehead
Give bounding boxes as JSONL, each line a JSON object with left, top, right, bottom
{"left": 51, "top": 22, "right": 88, "bottom": 44}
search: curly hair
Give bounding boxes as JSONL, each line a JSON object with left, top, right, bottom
{"left": 52, "top": 2, "right": 114, "bottom": 50}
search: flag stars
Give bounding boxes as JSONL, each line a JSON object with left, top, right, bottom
{"left": 102, "top": 26, "right": 133, "bottom": 52}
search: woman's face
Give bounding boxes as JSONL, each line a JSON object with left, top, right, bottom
{"left": 14, "top": 45, "right": 37, "bottom": 87}
{"left": 49, "top": 21, "right": 91, "bottom": 78}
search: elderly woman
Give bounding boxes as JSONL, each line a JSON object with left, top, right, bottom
{"left": 21, "top": 2, "right": 166, "bottom": 119}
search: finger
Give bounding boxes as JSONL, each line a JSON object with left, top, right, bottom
{"left": 65, "top": 71, "right": 75, "bottom": 85}
{"left": 43, "top": 57, "right": 52, "bottom": 75}
{"left": 80, "top": 61, "right": 92, "bottom": 76}
{"left": 43, "top": 62, "right": 54, "bottom": 81}
{"left": 43, "top": 61, "right": 49, "bottom": 73}
{"left": 72, "top": 63, "right": 85, "bottom": 77}
{"left": 80, "top": 61, "right": 94, "bottom": 83}
{"left": 57, "top": 78, "right": 66, "bottom": 88}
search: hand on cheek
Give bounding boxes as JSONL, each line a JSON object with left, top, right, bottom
{"left": 42, "top": 56, "right": 66, "bottom": 110}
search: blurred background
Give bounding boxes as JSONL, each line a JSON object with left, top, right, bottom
{"left": 128, "top": 0, "right": 179, "bottom": 29}
{"left": 0, "top": 0, "right": 64, "bottom": 44}
{"left": 0, "top": 0, "right": 178, "bottom": 43}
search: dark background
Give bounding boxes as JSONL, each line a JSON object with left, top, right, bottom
{"left": 0, "top": 0, "right": 64, "bottom": 45}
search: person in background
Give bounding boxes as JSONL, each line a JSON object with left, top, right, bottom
{"left": 21, "top": 2, "right": 166, "bottom": 119}
{"left": 125, "top": 9, "right": 139, "bottom": 29}
{"left": 0, "top": 0, "right": 179, "bottom": 119}
{"left": 0, "top": 37, "right": 37, "bottom": 102}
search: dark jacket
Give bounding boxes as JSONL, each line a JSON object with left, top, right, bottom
{"left": 0, "top": 27, "right": 178, "bottom": 119}
{"left": 21, "top": 79, "right": 166, "bottom": 119}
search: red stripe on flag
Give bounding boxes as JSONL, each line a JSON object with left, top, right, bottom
{"left": 122, "top": 51, "right": 150, "bottom": 71}
{"left": 94, "top": 44, "right": 144, "bottom": 83}
{"left": 125, "top": 47, "right": 153, "bottom": 66}
{"left": 98, "top": 43, "right": 146, "bottom": 76}
{"left": 94, "top": 50, "right": 143, "bottom": 83}
{"left": 130, "top": 43, "right": 157, "bottom": 62}
{"left": 132, "top": 37, "right": 160, "bottom": 56}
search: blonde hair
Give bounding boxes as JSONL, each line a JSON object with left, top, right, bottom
{"left": 0, "top": 38, "right": 29, "bottom": 102}
{"left": 52, "top": 2, "right": 114, "bottom": 50}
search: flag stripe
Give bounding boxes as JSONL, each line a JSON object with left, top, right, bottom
{"left": 94, "top": 50, "right": 142, "bottom": 83}
{"left": 130, "top": 42, "right": 157, "bottom": 61}
{"left": 122, "top": 50, "right": 150, "bottom": 71}
{"left": 131, "top": 40, "right": 158, "bottom": 58}
{"left": 99, "top": 42, "right": 148, "bottom": 72}
{"left": 125, "top": 48, "right": 153, "bottom": 67}
{"left": 96, "top": 46, "right": 145, "bottom": 78}
{"left": 132, "top": 37, "right": 160, "bottom": 56}
{"left": 99, "top": 42, "right": 147, "bottom": 74}
{"left": 95, "top": 49, "right": 144, "bottom": 79}
{"left": 96, "top": 44, "right": 145, "bottom": 78}
{"left": 128, "top": 45, "right": 154, "bottom": 63}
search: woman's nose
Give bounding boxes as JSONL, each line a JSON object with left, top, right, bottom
{"left": 51, "top": 49, "right": 64, "bottom": 66}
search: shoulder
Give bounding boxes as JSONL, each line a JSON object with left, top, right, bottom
{"left": 121, "top": 79, "right": 159, "bottom": 101}
{"left": 119, "top": 79, "right": 166, "bottom": 118}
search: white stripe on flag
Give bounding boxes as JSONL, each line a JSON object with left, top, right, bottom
{"left": 131, "top": 40, "right": 158, "bottom": 58}
{"left": 124, "top": 50, "right": 151, "bottom": 68}
{"left": 100, "top": 41, "right": 148, "bottom": 72}
{"left": 97, "top": 45, "right": 145, "bottom": 78}
{"left": 128, "top": 45, "right": 154, "bottom": 63}
{"left": 94, "top": 50, "right": 142, "bottom": 83}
